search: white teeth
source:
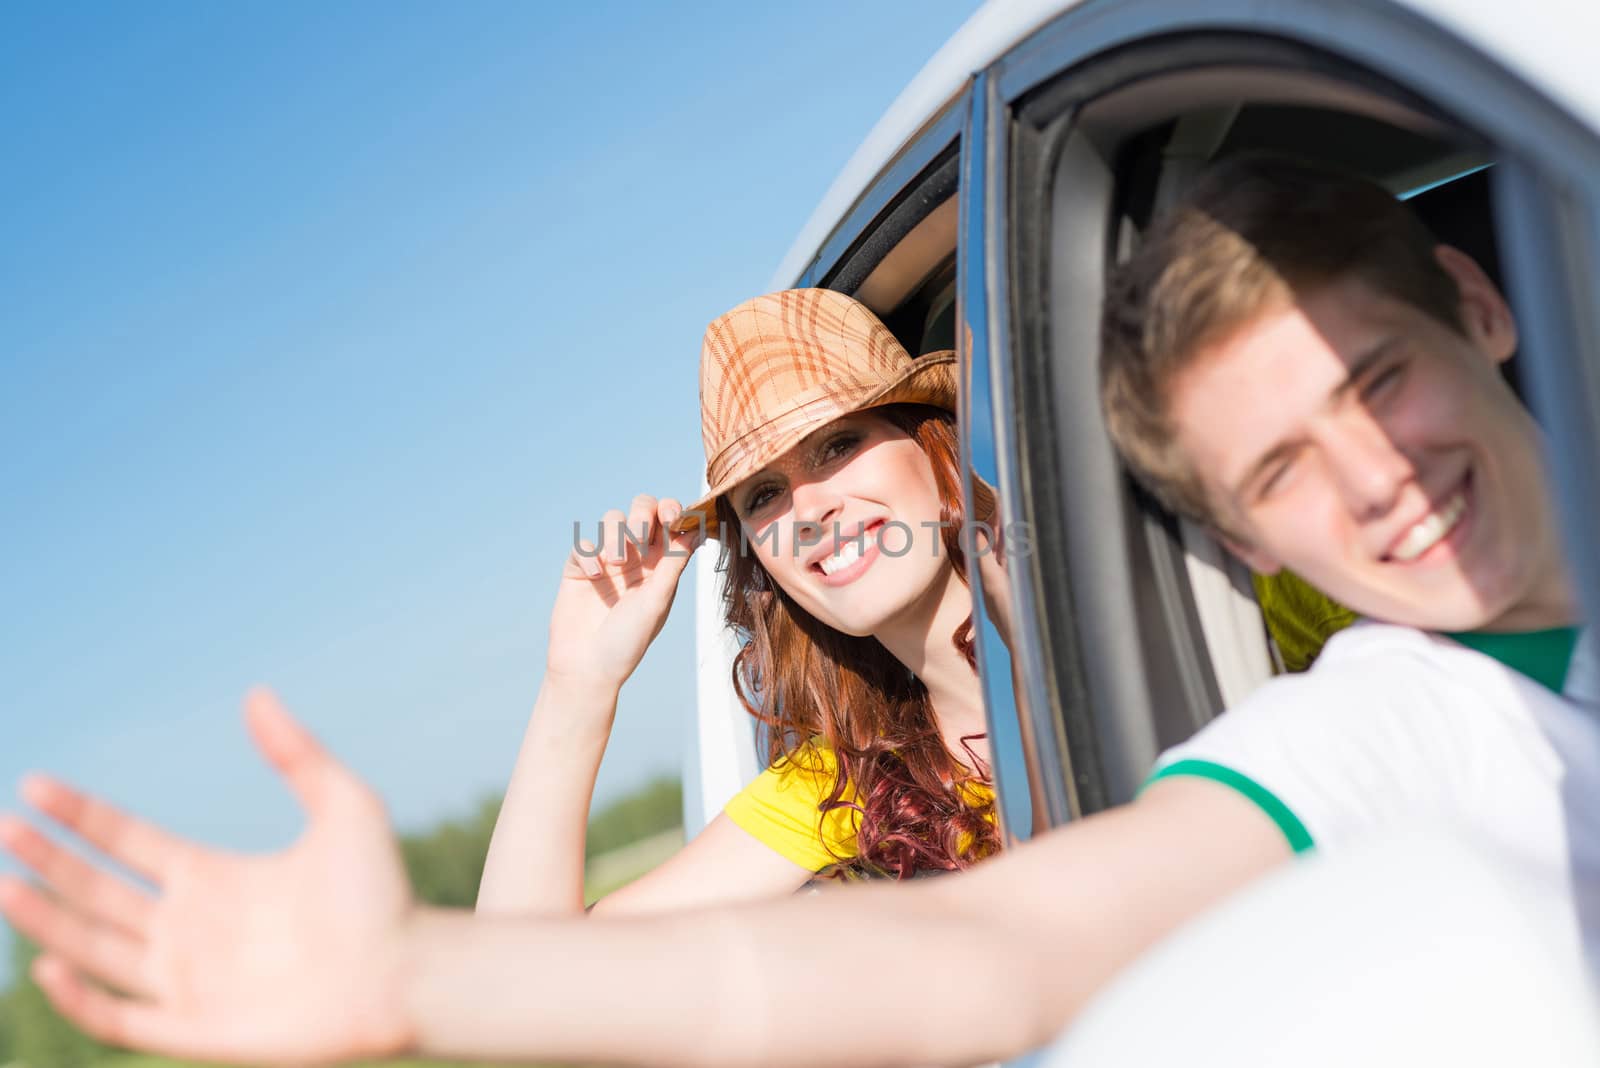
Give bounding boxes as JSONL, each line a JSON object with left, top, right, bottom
{"left": 1391, "top": 490, "right": 1467, "bottom": 562}
{"left": 818, "top": 538, "right": 866, "bottom": 576}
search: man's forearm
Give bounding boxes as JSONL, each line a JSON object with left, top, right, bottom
{"left": 403, "top": 875, "right": 1059, "bottom": 1068}
{"left": 402, "top": 784, "right": 1288, "bottom": 1067}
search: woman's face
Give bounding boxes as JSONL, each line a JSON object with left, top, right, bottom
{"left": 729, "top": 411, "right": 951, "bottom": 637}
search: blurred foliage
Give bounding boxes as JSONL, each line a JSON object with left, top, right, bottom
{"left": 399, "top": 776, "right": 682, "bottom": 908}
{"left": 400, "top": 794, "right": 504, "bottom": 909}
{"left": 0, "top": 976, "right": 10, "bottom": 1061}
{"left": 4, "top": 936, "right": 105, "bottom": 1068}
{"left": 0, "top": 776, "right": 682, "bottom": 1067}
{"left": 581, "top": 777, "right": 681, "bottom": 860}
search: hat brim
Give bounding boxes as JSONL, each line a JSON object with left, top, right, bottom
{"left": 672, "top": 350, "right": 958, "bottom": 540}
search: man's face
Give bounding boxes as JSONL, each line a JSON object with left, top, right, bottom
{"left": 1169, "top": 249, "right": 1572, "bottom": 632}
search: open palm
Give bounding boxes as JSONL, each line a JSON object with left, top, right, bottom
{"left": 0, "top": 691, "right": 414, "bottom": 1067}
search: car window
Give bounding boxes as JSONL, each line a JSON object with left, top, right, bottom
{"left": 969, "top": 17, "right": 1600, "bottom": 826}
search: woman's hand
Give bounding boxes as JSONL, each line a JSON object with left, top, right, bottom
{"left": 0, "top": 691, "right": 415, "bottom": 1067}
{"left": 478, "top": 496, "right": 702, "bottom": 917}
{"left": 546, "top": 494, "right": 703, "bottom": 693}
{"left": 974, "top": 524, "right": 1015, "bottom": 652}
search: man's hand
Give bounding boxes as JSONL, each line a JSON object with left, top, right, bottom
{"left": 0, "top": 690, "right": 415, "bottom": 1067}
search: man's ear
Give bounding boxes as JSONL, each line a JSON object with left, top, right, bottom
{"left": 1218, "top": 531, "right": 1282, "bottom": 575}
{"left": 1434, "top": 244, "right": 1518, "bottom": 364}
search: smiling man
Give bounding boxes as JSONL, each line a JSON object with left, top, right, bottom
{"left": 1098, "top": 156, "right": 1595, "bottom": 956}
{"left": 0, "top": 157, "right": 1594, "bottom": 1068}
{"left": 1103, "top": 157, "right": 1572, "bottom": 632}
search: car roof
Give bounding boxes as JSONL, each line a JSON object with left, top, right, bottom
{"left": 770, "top": 0, "right": 1600, "bottom": 291}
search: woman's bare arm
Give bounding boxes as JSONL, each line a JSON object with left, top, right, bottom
{"left": 481, "top": 675, "right": 816, "bottom": 918}
{"left": 477, "top": 493, "right": 711, "bottom": 917}
{"left": 476, "top": 675, "right": 619, "bottom": 915}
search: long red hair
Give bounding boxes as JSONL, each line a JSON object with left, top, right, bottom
{"left": 714, "top": 404, "right": 1000, "bottom": 878}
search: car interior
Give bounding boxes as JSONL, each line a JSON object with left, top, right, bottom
{"left": 1013, "top": 42, "right": 1519, "bottom": 814}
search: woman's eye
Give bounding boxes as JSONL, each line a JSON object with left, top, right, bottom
{"left": 820, "top": 432, "right": 862, "bottom": 462}
{"left": 744, "top": 485, "right": 778, "bottom": 513}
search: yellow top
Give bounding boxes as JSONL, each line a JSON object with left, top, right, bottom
{"left": 723, "top": 742, "right": 996, "bottom": 872}
{"left": 1253, "top": 569, "right": 1358, "bottom": 673}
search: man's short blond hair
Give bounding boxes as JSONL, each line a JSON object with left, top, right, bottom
{"left": 1099, "top": 155, "right": 1466, "bottom": 525}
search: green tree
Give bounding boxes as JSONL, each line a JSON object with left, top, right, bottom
{"left": 583, "top": 777, "right": 682, "bottom": 858}
{"left": 400, "top": 795, "right": 502, "bottom": 908}
{"left": 6, "top": 936, "right": 104, "bottom": 1068}
{"left": 398, "top": 777, "right": 683, "bottom": 908}
{"left": 0, "top": 980, "right": 14, "bottom": 1063}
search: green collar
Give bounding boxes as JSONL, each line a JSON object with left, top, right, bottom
{"left": 1447, "top": 627, "right": 1582, "bottom": 693}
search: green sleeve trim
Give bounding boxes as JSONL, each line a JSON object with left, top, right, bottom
{"left": 1143, "top": 759, "right": 1315, "bottom": 854}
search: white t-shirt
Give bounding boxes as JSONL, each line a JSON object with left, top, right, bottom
{"left": 1151, "top": 621, "right": 1600, "bottom": 979}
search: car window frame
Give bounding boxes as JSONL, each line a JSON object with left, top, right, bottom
{"left": 960, "top": 1, "right": 1600, "bottom": 833}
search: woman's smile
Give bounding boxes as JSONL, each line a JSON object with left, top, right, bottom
{"left": 810, "top": 519, "right": 886, "bottom": 585}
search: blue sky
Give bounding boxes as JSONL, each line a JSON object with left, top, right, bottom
{"left": 0, "top": 0, "right": 982, "bottom": 964}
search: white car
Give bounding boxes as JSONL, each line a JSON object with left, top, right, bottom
{"left": 686, "top": 0, "right": 1600, "bottom": 1056}
{"left": 691, "top": 0, "right": 1600, "bottom": 836}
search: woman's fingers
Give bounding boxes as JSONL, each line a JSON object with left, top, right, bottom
{"left": 569, "top": 494, "right": 684, "bottom": 589}
{"left": 20, "top": 774, "right": 186, "bottom": 885}
{"left": 0, "top": 814, "right": 156, "bottom": 938}
{"left": 618, "top": 500, "right": 659, "bottom": 591}
{"left": 973, "top": 529, "right": 1015, "bottom": 648}
{"left": 568, "top": 539, "right": 603, "bottom": 579}
{"left": 599, "top": 508, "right": 629, "bottom": 565}
{"left": 657, "top": 497, "right": 683, "bottom": 531}
{"left": 626, "top": 495, "right": 658, "bottom": 561}
{"left": 562, "top": 542, "right": 619, "bottom": 608}
{"left": 0, "top": 878, "right": 156, "bottom": 998}
{"left": 649, "top": 518, "right": 702, "bottom": 591}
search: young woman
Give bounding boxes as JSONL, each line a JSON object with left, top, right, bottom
{"left": 476, "top": 288, "right": 1002, "bottom": 917}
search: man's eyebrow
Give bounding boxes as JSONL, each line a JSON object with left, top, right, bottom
{"left": 1227, "top": 336, "right": 1402, "bottom": 499}
{"left": 1336, "top": 336, "right": 1403, "bottom": 397}
{"left": 1230, "top": 440, "right": 1299, "bottom": 500}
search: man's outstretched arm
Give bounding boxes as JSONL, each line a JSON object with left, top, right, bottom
{"left": 0, "top": 691, "right": 1289, "bottom": 1068}
{"left": 406, "top": 779, "right": 1287, "bottom": 1067}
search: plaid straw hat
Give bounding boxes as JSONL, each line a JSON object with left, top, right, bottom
{"left": 677, "top": 288, "right": 956, "bottom": 538}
